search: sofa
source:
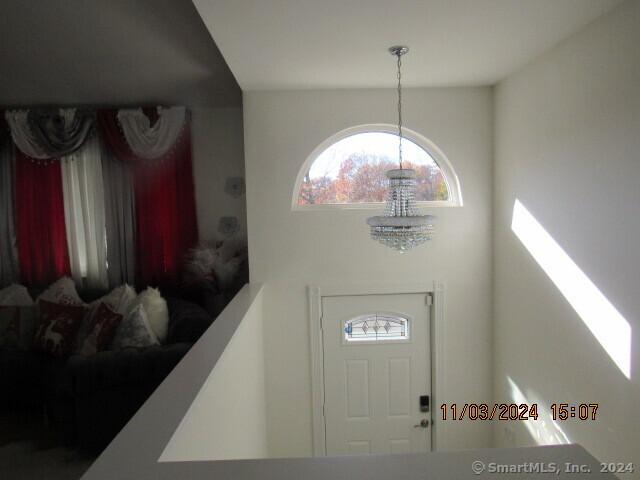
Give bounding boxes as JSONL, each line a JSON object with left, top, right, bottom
{"left": 0, "top": 291, "right": 220, "bottom": 453}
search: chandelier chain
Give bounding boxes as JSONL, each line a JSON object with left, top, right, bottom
{"left": 397, "top": 53, "right": 403, "bottom": 169}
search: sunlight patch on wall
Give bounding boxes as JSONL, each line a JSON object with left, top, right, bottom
{"left": 511, "top": 199, "right": 631, "bottom": 379}
{"left": 507, "top": 377, "right": 570, "bottom": 445}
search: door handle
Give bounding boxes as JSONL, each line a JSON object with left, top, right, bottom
{"left": 413, "top": 419, "right": 429, "bottom": 428}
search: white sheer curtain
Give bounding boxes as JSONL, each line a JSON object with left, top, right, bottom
{"left": 61, "top": 133, "right": 109, "bottom": 290}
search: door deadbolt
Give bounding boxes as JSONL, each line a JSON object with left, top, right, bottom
{"left": 413, "top": 419, "right": 429, "bottom": 428}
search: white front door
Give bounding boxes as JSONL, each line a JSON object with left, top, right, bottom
{"left": 322, "top": 293, "right": 431, "bottom": 456}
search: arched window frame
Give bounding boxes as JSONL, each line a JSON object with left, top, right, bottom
{"left": 292, "top": 124, "right": 463, "bottom": 211}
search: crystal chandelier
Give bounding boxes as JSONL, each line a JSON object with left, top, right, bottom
{"left": 366, "top": 46, "right": 435, "bottom": 252}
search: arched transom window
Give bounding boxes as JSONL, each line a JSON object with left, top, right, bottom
{"left": 294, "top": 125, "right": 462, "bottom": 209}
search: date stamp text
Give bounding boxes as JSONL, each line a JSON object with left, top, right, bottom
{"left": 440, "top": 403, "right": 599, "bottom": 421}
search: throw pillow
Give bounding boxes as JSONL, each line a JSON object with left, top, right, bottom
{"left": 33, "top": 300, "right": 87, "bottom": 357}
{"left": 77, "top": 303, "right": 123, "bottom": 356}
{"left": 0, "top": 306, "right": 37, "bottom": 350}
{"left": 130, "top": 287, "right": 168, "bottom": 343}
{"left": 94, "top": 284, "right": 137, "bottom": 315}
{"left": 0, "top": 284, "right": 34, "bottom": 306}
{"left": 76, "top": 283, "right": 135, "bottom": 350}
{"left": 110, "top": 304, "right": 159, "bottom": 350}
{"left": 36, "top": 277, "right": 84, "bottom": 306}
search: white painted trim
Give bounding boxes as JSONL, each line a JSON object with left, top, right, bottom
{"left": 431, "top": 281, "right": 447, "bottom": 451}
{"left": 318, "top": 281, "right": 436, "bottom": 297}
{"left": 292, "top": 124, "right": 463, "bottom": 211}
{"left": 308, "top": 281, "right": 447, "bottom": 455}
{"left": 308, "top": 286, "right": 326, "bottom": 456}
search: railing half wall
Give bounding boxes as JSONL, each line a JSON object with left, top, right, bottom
{"left": 81, "top": 283, "right": 265, "bottom": 480}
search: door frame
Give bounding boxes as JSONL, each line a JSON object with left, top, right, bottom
{"left": 308, "top": 281, "right": 447, "bottom": 456}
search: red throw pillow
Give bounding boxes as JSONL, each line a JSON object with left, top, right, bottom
{"left": 78, "top": 302, "right": 123, "bottom": 356}
{"left": 33, "top": 300, "right": 87, "bottom": 357}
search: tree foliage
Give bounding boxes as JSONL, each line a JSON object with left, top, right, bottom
{"left": 298, "top": 153, "right": 448, "bottom": 205}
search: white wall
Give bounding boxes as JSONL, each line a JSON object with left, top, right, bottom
{"left": 243, "top": 87, "right": 494, "bottom": 456}
{"left": 159, "top": 286, "right": 267, "bottom": 461}
{"left": 493, "top": 0, "right": 639, "bottom": 472}
{"left": 192, "top": 107, "right": 247, "bottom": 241}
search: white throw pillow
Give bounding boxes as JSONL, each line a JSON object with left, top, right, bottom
{"left": 110, "top": 304, "right": 159, "bottom": 350}
{"left": 130, "top": 287, "right": 168, "bottom": 343}
{"left": 0, "top": 284, "right": 34, "bottom": 306}
{"left": 92, "top": 284, "right": 137, "bottom": 315}
{"left": 36, "top": 277, "right": 84, "bottom": 306}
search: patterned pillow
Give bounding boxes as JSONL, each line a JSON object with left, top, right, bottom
{"left": 76, "top": 285, "right": 136, "bottom": 350}
{"left": 0, "top": 306, "right": 37, "bottom": 350}
{"left": 33, "top": 300, "right": 87, "bottom": 357}
{"left": 110, "top": 304, "right": 159, "bottom": 350}
{"left": 36, "top": 277, "right": 84, "bottom": 306}
{"left": 92, "top": 284, "right": 137, "bottom": 315}
{"left": 77, "top": 303, "right": 123, "bottom": 356}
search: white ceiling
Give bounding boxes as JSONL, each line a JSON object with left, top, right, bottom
{"left": 0, "top": 0, "right": 241, "bottom": 107}
{"left": 192, "top": 0, "right": 623, "bottom": 90}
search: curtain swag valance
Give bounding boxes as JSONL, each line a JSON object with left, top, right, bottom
{"left": 5, "top": 109, "right": 94, "bottom": 160}
{"left": 117, "top": 106, "right": 186, "bottom": 160}
{"left": 3, "top": 106, "right": 187, "bottom": 162}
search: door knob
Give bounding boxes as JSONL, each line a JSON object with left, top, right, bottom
{"left": 413, "top": 419, "right": 429, "bottom": 428}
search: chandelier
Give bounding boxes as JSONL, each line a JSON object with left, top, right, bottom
{"left": 366, "top": 46, "right": 435, "bottom": 252}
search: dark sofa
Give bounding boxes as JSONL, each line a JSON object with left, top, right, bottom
{"left": 0, "top": 293, "right": 218, "bottom": 453}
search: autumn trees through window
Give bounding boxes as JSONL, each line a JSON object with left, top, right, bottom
{"left": 295, "top": 130, "right": 459, "bottom": 208}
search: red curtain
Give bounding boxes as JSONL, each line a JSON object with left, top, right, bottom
{"left": 98, "top": 110, "right": 198, "bottom": 287}
{"left": 14, "top": 150, "right": 71, "bottom": 287}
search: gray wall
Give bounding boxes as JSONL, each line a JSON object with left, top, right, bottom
{"left": 192, "top": 107, "right": 247, "bottom": 243}
{"left": 0, "top": 0, "right": 240, "bottom": 107}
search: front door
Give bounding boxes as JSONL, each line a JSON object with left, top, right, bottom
{"left": 322, "top": 293, "right": 431, "bottom": 456}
